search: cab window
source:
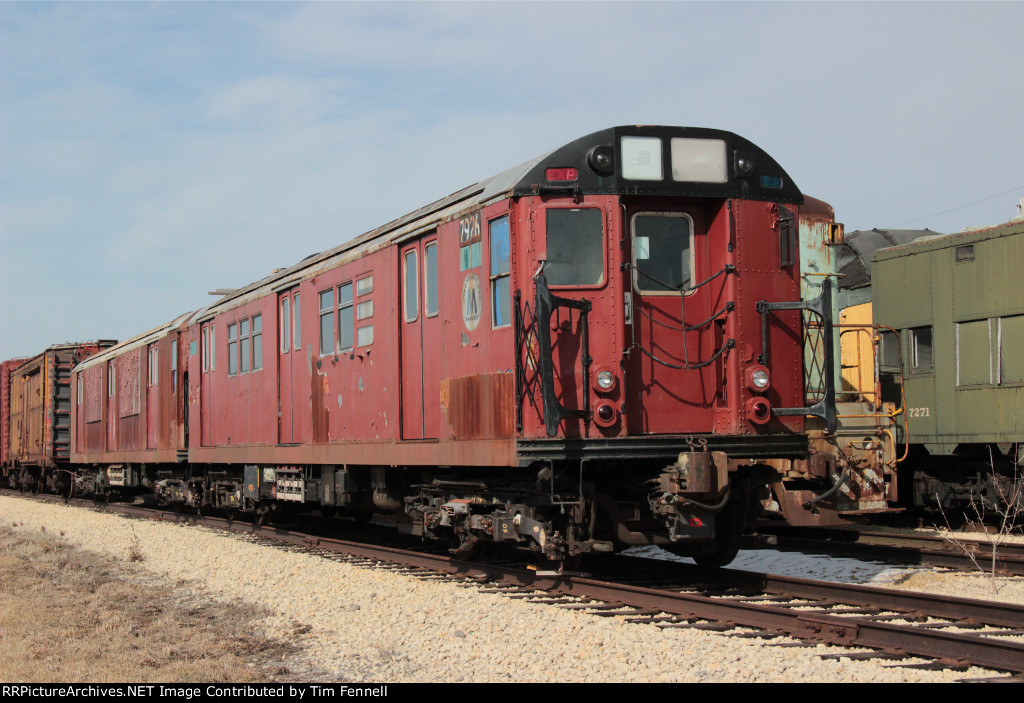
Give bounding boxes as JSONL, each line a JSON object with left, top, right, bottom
{"left": 545, "top": 208, "right": 603, "bottom": 286}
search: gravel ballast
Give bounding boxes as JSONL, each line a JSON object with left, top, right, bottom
{"left": 2, "top": 495, "right": 1019, "bottom": 683}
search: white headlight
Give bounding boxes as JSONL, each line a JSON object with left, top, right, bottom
{"left": 596, "top": 371, "right": 615, "bottom": 390}
{"left": 752, "top": 369, "right": 770, "bottom": 389}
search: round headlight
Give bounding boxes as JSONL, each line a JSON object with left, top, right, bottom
{"left": 596, "top": 370, "right": 615, "bottom": 390}
{"left": 752, "top": 369, "right": 770, "bottom": 390}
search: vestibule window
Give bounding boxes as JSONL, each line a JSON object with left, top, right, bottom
{"left": 632, "top": 212, "right": 693, "bottom": 294}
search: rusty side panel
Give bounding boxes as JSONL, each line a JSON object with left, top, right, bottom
{"left": 119, "top": 350, "right": 142, "bottom": 418}
{"left": 798, "top": 196, "right": 841, "bottom": 398}
{"left": 8, "top": 343, "right": 112, "bottom": 469}
{"left": 73, "top": 333, "right": 185, "bottom": 463}
{"left": 150, "top": 332, "right": 184, "bottom": 452}
{"left": 311, "top": 365, "right": 329, "bottom": 444}
{"left": 118, "top": 350, "right": 143, "bottom": 451}
{"left": 726, "top": 200, "right": 805, "bottom": 433}
{"left": 441, "top": 372, "right": 515, "bottom": 440}
{"left": 188, "top": 437, "right": 518, "bottom": 468}
{"left": 10, "top": 356, "right": 45, "bottom": 465}
{"left": 1, "top": 358, "right": 29, "bottom": 468}
{"left": 83, "top": 420, "right": 104, "bottom": 453}
{"left": 203, "top": 296, "right": 278, "bottom": 448}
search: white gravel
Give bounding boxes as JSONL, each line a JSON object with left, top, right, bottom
{"left": 2, "top": 495, "right": 1018, "bottom": 683}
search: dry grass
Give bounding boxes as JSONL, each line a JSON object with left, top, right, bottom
{"left": 0, "top": 525, "right": 300, "bottom": 683}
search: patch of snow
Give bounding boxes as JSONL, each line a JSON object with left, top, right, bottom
{"left": 623, "top": 546, "right": 928, "bottom": 585}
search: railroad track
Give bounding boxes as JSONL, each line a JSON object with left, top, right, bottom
{"left": 758, "top": 525, "right": 1024, "bottom": 576}
{"left": 5, "top": 490, "right": 1024, "bottom": 680}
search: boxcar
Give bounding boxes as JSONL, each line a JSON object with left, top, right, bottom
{"left": 1, "top": 357, "right": 30, "bottom": 481}
{"left": 72, "top": 126, "right": 862, "bottom": 565}
{"left": 3, "top": 342, "right": 115, "bottom": 491}
{"left": 874, "top": 218, "right": 1024, "bottom": 511}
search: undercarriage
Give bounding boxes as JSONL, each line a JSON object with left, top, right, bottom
{"left": 42, "top": 447, "right": 789, "bottom": 568}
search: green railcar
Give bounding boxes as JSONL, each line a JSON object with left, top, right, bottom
{"left": 873, "top": 218, "right": 1024, "bottom": 511}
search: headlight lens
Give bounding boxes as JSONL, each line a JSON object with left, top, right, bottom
{"left": 752, "top": 369, "right": 770, "bottom": 390}
{"left": 596, "top": 370, "right": 615, "bottom": 390}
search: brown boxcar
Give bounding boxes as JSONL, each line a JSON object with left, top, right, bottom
{"left": 3, "top": 342, "right": 115, "bottom": 491}
{"left": 1, "top": 357, "right": 30, "bottom": 479}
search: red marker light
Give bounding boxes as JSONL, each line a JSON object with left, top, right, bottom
{"left": 745, "top": 397, "right": 772, "bottom": 425}
{"left": 545, "top": 167, "right": 578, "bottom": 182}
{"left": 688, "top": 516, "right": 704, "bottom": 528}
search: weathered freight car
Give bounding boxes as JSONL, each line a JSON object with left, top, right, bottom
{"left": 1, "top": 357, "right": 30, "bottom": 481}
{"left": 72, "top": 126, "right": 862, "bottom": 566}
{"left": 873, "top": 218, "right": 1024, "bottom": 512}
{"left": 3, "top": 342, "right": 115, "bottom": 492}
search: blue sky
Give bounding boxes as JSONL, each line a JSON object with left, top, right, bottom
{"left": 2, "top": 1, "right": 1022, "bottom": 360}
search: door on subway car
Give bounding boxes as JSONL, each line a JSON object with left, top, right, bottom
{"left": 533, "top": 197, "right": 623, "bottom": 439}
{"left": 623, "top": 201, "right": 722, "bottom": 435}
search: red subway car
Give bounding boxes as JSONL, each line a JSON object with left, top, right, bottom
{"left": 72, "top": 126, "right": 837, "bottom": 566}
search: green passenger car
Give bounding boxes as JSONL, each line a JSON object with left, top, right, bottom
{"left": 873, "top": 218, "right": 1024, "bottom": 510}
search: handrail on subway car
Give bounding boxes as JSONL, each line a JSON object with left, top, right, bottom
{"left": 757, "top": 278, "right": 838, "bottom": 434}
{"left": 532, "top": 270, "right": 593, "bottom": 438}
{"left": 627, "top": 263, "right": 737, "bottom": 371}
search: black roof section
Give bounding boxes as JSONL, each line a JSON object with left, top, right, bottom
{"left": 511, "top": 125, "right": 803, "bottom": 204}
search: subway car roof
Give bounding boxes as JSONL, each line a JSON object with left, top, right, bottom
{"left": 200, "top": 126, "right": 803, "bottom": 317}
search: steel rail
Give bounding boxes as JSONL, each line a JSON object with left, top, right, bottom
{"left": 548, "top": 577, "right": 1024, "bottom": 674}
{"left": 605, "top": 554, "right": 1024, "bottom": 630}
{"left": 147, "top": 505, "right": 1024, "bottom": 673}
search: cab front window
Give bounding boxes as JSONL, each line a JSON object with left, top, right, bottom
{"left": 545, "top": 208, "right": 604, "bottom": 286}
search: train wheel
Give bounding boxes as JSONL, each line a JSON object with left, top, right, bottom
{"left": 255, "top": 507, "right": 273, "bottom": 527}
{"left": 537, "top": 554, "right": 584, "bottom": 573}
{"left": 691, "top": 542, "right": 740, "bottom": 568}
{"left": 448, "top": 531, "right": 485, "bottom": 561}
